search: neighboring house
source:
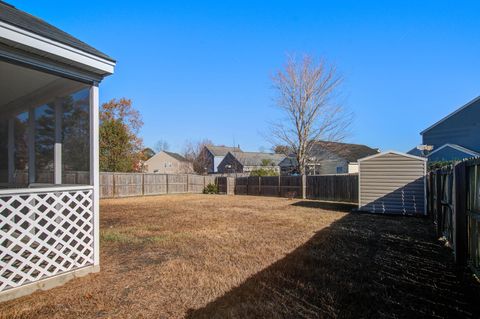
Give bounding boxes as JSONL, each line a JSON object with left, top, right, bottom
{"left": 408, "top": 96, "right": 480, "bottom": 162}
{"left": 199, "top": 145, "right": 242, "bottom": 173}
{"left": 144, "top": 151, "right": 193, "bottom": 174}
{"left": 304, "top": 141, "right": 379, "bottom": 175}
{"left": 0, "top": 1, "right": 115, "bottom": 301}
{"left": 217, "top": 151, "right": 286, "bottom": 174}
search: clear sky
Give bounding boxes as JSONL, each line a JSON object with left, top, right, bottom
{"left": 9, "top": 0, "right": 480, "bottom": 153}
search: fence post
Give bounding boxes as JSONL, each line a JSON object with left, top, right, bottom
{"left": 278, "top": 175, "right": 281, "bottom": 197}
{"left": 142, "top": 173, "right": 145, "bottom": 196}
{"left": 258, "top": 176, "right": 261, "bottom": 196}
{"left": 302, "top": 174, "right": 307, "bottom": 199}
{"left": 435, "top": 170, "right": 442, "bottom": 237}
{"left": 186, "top": 174, "right": 189, "bottom": 193}
{"left": 112, "top": 172, "right": 116, "bottom": 198}
{"left": 454, "top": 162, "right": 467, "bottom": 266}
{"left": 166, "top": 174, "right": 169, "bottom": 194}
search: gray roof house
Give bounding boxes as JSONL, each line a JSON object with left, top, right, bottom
{"left": 408, "top": 96, "right": 480, "bottom": 162}
{"left": 199, "top": 145, "right": 242, "bottom": 173}
{"left": 288, "top": 141, "right": 379, "bottom": 175}
{"left": 217, "top": 151, "right": 286, "bottom": 174}
{"left": 0, "top": 1, "right": 115, "bottom": 301}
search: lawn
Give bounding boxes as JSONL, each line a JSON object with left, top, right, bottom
{"left": 0, "top": 195, "right": 478, "bottom": 318}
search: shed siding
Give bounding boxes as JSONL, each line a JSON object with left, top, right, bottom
{"left": 359, "top": 153, "right": 426, "bottom": 215}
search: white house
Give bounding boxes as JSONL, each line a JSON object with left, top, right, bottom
{"left": 0, "top": 2, "right": 115, "bottom": 301}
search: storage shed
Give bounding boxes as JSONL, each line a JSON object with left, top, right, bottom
{"left": 358, "top": 151, "right": 427, "bottom": 215}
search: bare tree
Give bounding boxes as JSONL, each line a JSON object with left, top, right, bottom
{"left": 269, "top": 54, "right": 351, "bottom": 175}
{"left": 154, "top": 139, "right": 170, "bottom": 153}
{"left": 182, "top": 139, "right": 213, "bottom": 174}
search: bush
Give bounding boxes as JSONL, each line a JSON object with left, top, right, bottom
{"left": 249, "top": 168, "right": 279, "bottom": 177}
{"left": 203, "top": 183, "right": 219, "bottom": 194}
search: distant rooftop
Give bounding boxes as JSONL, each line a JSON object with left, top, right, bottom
{"left": 206, "top": 145, "right": 242, "bottom": 157}
{"left": 0, "top": 1, "right": 115, "bottom": 62}
{"left": 230, "top": 151, "right": 286, "bottom": 167}
{"left": 163, "top": 151, "right": 189, "bottom": 162}
{"left": 311, "top": 141, "right": 379, "bottom": 163}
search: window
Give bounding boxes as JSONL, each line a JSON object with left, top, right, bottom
{"left": 62, "top": 88, "right": 90, "bottom": 185}
{"left": 0, "top": 119, "right": 7, "bottom": 183}
{"left": 336, "top": 166, "right": 344, "bottom": 174}
{"left": 14, "top": 112, "right": 29, "bottom": 186}
{"left": 35, "top": 104, "right": 55, "bottom": 183}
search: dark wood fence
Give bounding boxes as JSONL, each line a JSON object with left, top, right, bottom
{"left": 100, "top": 172, "right": 216, "bottom": 198}
{"left": 307, "top": 174, "right": 358, "bottom": 202}
{"left": 428, "top": 158, "right": 480, "bottom": 275}
{"left": 234, "top": 174, "right": 358, "bottom": 203}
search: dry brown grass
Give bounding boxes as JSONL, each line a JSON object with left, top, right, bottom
{"left": 0, "top": 195, "right": 477, "bottom": 319}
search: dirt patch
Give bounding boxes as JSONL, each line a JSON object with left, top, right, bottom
{"left": 0, "top": 194, "right": 477, "bottom": 318}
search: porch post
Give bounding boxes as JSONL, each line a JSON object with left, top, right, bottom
{"left": 28, "top": 108, "right": 35, "bottom": 184}
{"left": 8, "top": 118, "right": 14, "bottom": 184}
{"left": 54, "top": 99, "right": 62, "bottom": 184}
{"left": 90, "top": 84, "right": 100, "bottom": 267}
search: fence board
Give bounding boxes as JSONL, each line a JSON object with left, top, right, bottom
{"left": 144, "top": 174, "right": 167, "bottom": 195}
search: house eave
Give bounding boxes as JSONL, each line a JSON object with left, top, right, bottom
{"left": 427, "top": 143, "right": 480, "bottom": 158}
{"left": 0, "top": 21, "right": 115, "bottom": 77}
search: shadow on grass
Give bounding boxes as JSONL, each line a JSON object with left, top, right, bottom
{"left": 186, "top": 213, "right": 479, "bottom": 319}
{"left": 291, "top": 200, "right": 357, "bottom": 212}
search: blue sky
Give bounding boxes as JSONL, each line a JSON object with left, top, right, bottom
{"left": 10, "top": 1, "right": 480, "bottom": 153}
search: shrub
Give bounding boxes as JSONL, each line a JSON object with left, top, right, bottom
{"left": 249, "top": 168, "right": 279, "bottom": 177}
{"left": 203, "top": 183, "right": 219, "bottom": 194}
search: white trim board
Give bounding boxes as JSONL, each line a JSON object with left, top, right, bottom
{"left": 421, "top": 96, "right": 480, "bottom": 135}
{"left": 0, "top": 21, "right": 115, "bottom": 75}
{"left": 357, "top": 150, "right": 427, "bottom": 162}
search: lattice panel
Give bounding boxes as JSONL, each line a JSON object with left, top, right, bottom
{"left": 0, "top": 189, "right": 94, "bottom": 292}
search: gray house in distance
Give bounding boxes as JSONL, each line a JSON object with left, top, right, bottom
{"left": 217, "top": 151, "right": 286, "bottom": 174}
{"left": 409, "top": 96, "right": 480, "bottom": 161}
{"left": 300, "top": 141, "right": 379, "bottom": 175}
{"left": 199, "top": 145, "right": 242, "bottom": 173}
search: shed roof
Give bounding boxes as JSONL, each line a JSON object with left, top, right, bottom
{"left": 0, "top": 1, "right": 115, "bottom": 62}
{"left": 231, "top": 152, "right": 286, "bottom": 167}
{"left": 205, "top": 145, "right": 242, "bottom": 157}
{"left": 358, "top": 150, "right": 427, "bottom": 162}
{"left": 311, "top": 141, "right": 379, "bottom": 163}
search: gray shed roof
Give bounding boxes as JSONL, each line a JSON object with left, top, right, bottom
{"left": 206, "top": 145, "right": 242, "bottom": 157}
{"left": 0, "top": 1, "right": 115, "bottom": 62}
{"left": 232, "top": 152, "right": 286, "bottom": 167}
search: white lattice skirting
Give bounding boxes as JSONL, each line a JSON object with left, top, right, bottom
{"left": 0, "top": 188, "right": 94, "bottom": 293}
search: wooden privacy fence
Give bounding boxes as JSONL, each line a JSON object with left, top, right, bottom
{"left": 428, "top": 158, "right": 480, "bottom": 275}
{"left": 100, "top": 172, "right": 216, "bottom": 198}
{"left": 234, "top": 174, "right": 358, "bottom": 203}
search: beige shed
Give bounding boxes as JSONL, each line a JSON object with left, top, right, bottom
{"left": 358, "top": 151, "right": 427, "bottom": 215}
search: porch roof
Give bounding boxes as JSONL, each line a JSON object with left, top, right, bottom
{"left": 0, "top": 1, "right": 114, "bottom": 62}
